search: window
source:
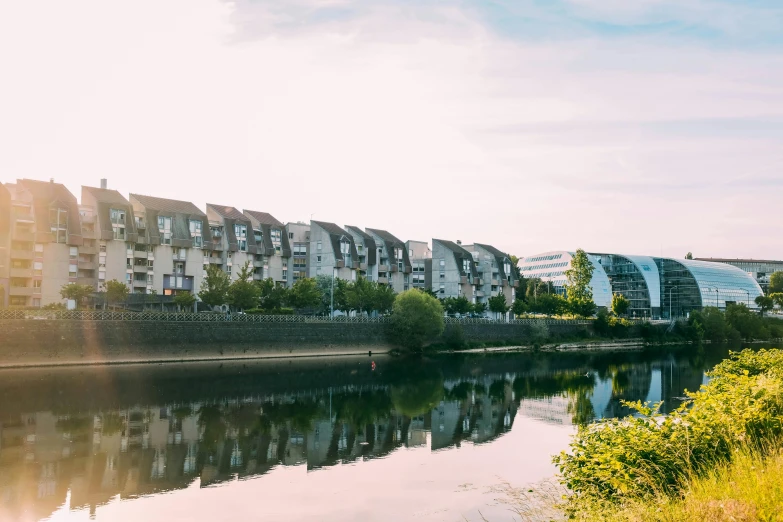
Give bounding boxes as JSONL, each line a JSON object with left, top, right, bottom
{"left": 110, "top": 208, "right": 126, "bottom": 240}
{"left": 439, "top": 284, "right": 445, "bottom": 294}
{"left": 270, "top": 228, "right": 281, "bottom": 254}
{"left": 33, "top": 279, "right": 42, "bottom": 289}
{"left": 317, "top": 241, "right": 322, "bottom": 251}
{"left": 282, "top": 269, "right": 287, "bottom": 281}
{"left": 35, "top": 243, "right": 44, "bottom": 253}
{"left": 158, "top": 216, "right": 172, "bottom": 245}
{"left": 99, "top": 243, "right": 106, "bottom": 253}
{"left": 440, "top": 272, "right": 445, "bottom": 280}
{"left": 289, "top": 232, "right": 293, "bottom": 239}
{"left": 317, "top": 255, "right": 322, "bottom": 265}
{"left": 439, "top": 260, "right": 445, "bottom": 267}
{"left": 234, "top": 224, "right": 247, "bottom": 252}
{"left": 190, "top": 220, "right": 203, "bottom": 248}
{"left": 69, "top": 247, "right": 78, "bottom": 258}
{"left": 50, "top": 208, "right": 68, "bottom": 244}
{"left": 148, "top": 260, "right": 154, "bottom": 268}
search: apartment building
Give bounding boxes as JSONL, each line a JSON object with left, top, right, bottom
{"left": 129, "top": 194, "right": 210, "bottom": 296}
{"left": 344, "top": 226, "right": 378, "bottom": 281}
{"left": 243, "top": 210, "right": 290, "bottom": 285}
{"left": 0, "top": 183, "right": 10, "bottom": 307}
{"left": 205, "top": 204, "right": 260, "bottom": 281}
{"left": 431, "top": 239, "right": 479, "bottom": 301}
{"left": 406, "top": 240, "right": 431, "bottom": 291}
{"left": 309, "top": 221, "right": 358, "bottom": 281}
{"left": 285, "top": 221, "right": 310, "bottom": 286}
{"left": 80, "top": 183, "right": 140, "bottom": 291}
{"left": 463, "top": 243, "right": 517, "bottom": 309}
{"left": 366, "top": 228, "right": 412, "bottom": 292}
{"left": 3, "top": 179, "right": 85, "bottom": 307}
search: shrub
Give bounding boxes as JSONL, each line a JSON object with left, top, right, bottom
{"left": 442, "top": 323, "right": 465, "bottom": 349}
{"left": 554, "top": 349, "right": 783, "bottom": 516}
{"left": 388, "top": 289, "right": 444, "bottom": 350}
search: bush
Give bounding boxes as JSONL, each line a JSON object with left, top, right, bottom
{"left": 441, "top": 324, "right": 465, "bottom": 349}
{"left": 593, "top": 309, "right": 632, "bottom": 338}
{"left": 387, "top": 289, "right": 445, "bottom": 350}
{"left": 554, "top": 349, "right": 783, "bottom": 516}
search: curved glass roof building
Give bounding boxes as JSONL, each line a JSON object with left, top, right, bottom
{"left": 520, "top": 251, "right": 764, "bottom": 319}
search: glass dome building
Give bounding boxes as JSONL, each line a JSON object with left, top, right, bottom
{"left": 520, "top": 251, "right": 764, "bottom": 319}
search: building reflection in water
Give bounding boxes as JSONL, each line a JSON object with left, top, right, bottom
{"left": 0, "top": 349, "right": 717, "bottom": 520}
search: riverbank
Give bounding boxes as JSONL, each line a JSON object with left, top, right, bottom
{"left": 552, "top": 348, "right": 783, "bottom": 521}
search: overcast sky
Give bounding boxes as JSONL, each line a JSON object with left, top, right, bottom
{"left": 2, "top": 0, "right": 782, "bottom": 260}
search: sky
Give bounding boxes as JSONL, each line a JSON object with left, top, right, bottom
{"left": 1, "top": 0, "right": 782, "bottom": 260}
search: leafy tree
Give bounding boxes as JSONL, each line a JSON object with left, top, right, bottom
{"left": 422, "top": 288, "right": 439, "bottom": 299}
{"left": 227, "top": 262, "right": 258, "bottom": 311}
{"left": 771, "top": 293, "right": 783, "bottom": 311}
{"left": 534, "top": 293, "right": 567, "bottom": 317}
{"left": 104, "top": 279, "right": 129, "bottom": 310}
{"left": 256, "top": 277, "right": 288, "bottom": 311}
{"left": 314, "top": 275, "right": 336, "bottom": 314}
{"left": 345, "top": 276, "right": 376, "bottom": 314}
{"left": 488, "top": 293, "right": 510, "bottom": 317}
{"left": 525, "top": 278, "right": 555, "bottom": 303}
{"left": 755, "top": 295, "right": 774, "bottom": 317}
{"left": 564, "top": 249, "right": 596, "bottom": 318}
{"left": 508, "top": 255, "right": 523, "bottom": 280}
{"left": 199, "top": 264, "right": 230, "bottom": 308}
{"left": 173, "top": 291, "right": 196, "bottom": 311}
{"left": 59, "top": 283, "right": 94, "bottom": 309}
{"left": 388, "top": 289, "right": 445, "bottom": 350}
{"left": 725, "top": 303, "right": 769, "bottom": 340}
{"left": 472, "top": 301, "right": 487, "bottom": 316}
{"left": 685, "top": 252, "right": 693, "bottom": 260}
{"left": 288, "top": 277, "right": 323, "bottom": 310}
{"left": 769, "top": 271, "right": 783, "bottom": 294}
{"left": 373, "top": 283, "right": 396, "bottom": 314}
{"left": 611, "top": 293, "right": 630, "bottom": 317}
{"left": 334, "top": 278, "right": 351, "bottom": 313}
{"left": 441, "top": 296, "right": 472, "bottom": 316}
{"left": 512, "top": 298, "right": 528, "bottom": 316}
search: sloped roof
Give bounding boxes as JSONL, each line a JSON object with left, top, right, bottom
{"left": 312, "top": 220, "right": 350, "bottom": 236}
{"left": 366, "top": 228, "right": 405, "bottom": 246}
{"left": 434, "top": 239, "right": 473, "bottom": 256}
{"left": 244, "top": 210, "right": 284, "bottom": 227}
{"left": 19, "top": 179, "right": 77, "bottom": 203}
{"left": 474, "top": 243, "right": 510, "bottom": 260}
{"left": 345, "top": 225, "right": 373, "bottom": 241}
{"left": 207, "top": 204, "right": 248, "bottom": 222}
{"left": 83, "top": 186, "right": 131, "bottom": 206}
{"left": 130, "top": 193, "right": 205, "bottom": 216}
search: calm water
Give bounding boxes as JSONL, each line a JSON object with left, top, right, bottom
{"left": 0, "top": 345, "right": 765, "bottom": 521}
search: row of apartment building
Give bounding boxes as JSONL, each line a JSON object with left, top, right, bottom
{"left": 0, "top": 179, "right": 518, "bottom": 309}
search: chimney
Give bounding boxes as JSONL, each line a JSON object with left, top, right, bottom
{"left": 456, "top": 240, "right": 462, "bottom": 245}
{"left": 100, "top": 178, "right": 107, "bottom": 189}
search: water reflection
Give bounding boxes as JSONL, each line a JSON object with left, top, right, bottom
{"left": 0, "top": 346, "right": 746, "bottom": 520}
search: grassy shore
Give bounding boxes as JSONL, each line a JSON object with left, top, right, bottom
{"left": 548, "top": 348, "right": 783, "bottom": 522}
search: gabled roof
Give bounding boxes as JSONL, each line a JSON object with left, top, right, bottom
{"left": 83, "top": 186, "right": 131, "bottom": 206}
{"left": 18, "top": 179, "right": 77, "bottom": 203}
{"left": 434, "top": 239, "right": 473, "bottom": 256}
{"left": 474, "top": 243, "right": 511, "bottom": 260}
{"left": 312, "top": 220, "right": 350, "bottom": 237}
{"left": 345, "top": 225, "right": 373, "bottom": 241}
{"left": 366, "top": 228, "right": 405, "bottom": 246}
{"left": 130, "top": 193, "right": 205, "bottom": 216}
{"left": 207, "top": 204, "right": 248, "bottom": 222}
{"left": 244, "top": 210, "right": 283, "bottom": 227}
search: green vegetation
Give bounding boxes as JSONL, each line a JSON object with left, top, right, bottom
{"left": 388, "top": 289, "right": 445, "bottom": 350}
{"left": 173, "top": 290, "right": 196, "bottom": 311}
{"left": 59, "top": 283, "right": 94, "bottom": 308}
{"left": 685, "top": 252, "right": 693, "bottom": 259}
{"left": 488, "top": 292, "right": 510, "bottom": 317}
{"left": 754, "top": 294, "right": 774, "bottom": 317}
{"left": 564, "top": 248, "right": 596, "bottom": 318}
{"left": 769, "top": 271, "right": 783, "bottom": 294}
{"left": 287, "top": 277, "right": 323, "bottom": 310}
{"left": 554, "top": 349, "right": 783, "bottom": 519}
{"left": 227, "top": 262, "right": 258, "bottom": 310}
{"left": 611, "top": 293, "right": 630, "bottom": 317}
{"left": 199, "top": 264, "right": 230, "bottom": 308}
{"left": 688, "top": 304, "right": 782, "bottom": 342}
{"left": 103, "top": 279, "right": 128, "bottom": 309}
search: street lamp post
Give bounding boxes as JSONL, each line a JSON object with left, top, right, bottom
{"left": 330, "top": 267, "right": 335, "bottom": 320}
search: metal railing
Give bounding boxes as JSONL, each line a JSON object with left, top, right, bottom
{"left": 0, "top": 309, "right": 595, "bottom": 325}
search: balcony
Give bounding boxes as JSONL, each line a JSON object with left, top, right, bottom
{"left": 133, "top": 249, "right": 148, "bottom": 258}
{"left": 335, "top": 260, "right": 345, "bottom": 268}
{"left": 12, "top": 228, "right": 35, "bottom": 241}
{"left": 78, "top": 260, "right": 98, "bottom": 271}
{"left": 77, "top": 277, "right": 96, "bottom": 287}
{"left": 491, "top": 279, "right": 499, "bottom": 286}
{"left": 81, "top": 229, "right": 96, "bottom": 239}
{"left": 460, "top": 276, "right": 469, "bottom": 285}
{"left": 9, "top": 286, "right": 34, "bottom": 297}
{"left": 10, "top": 267, "right": 33, "bottom": 278}
{"left": 173, "top": 252, "right": 188, "bottom": 261}
{"left": 10, "top": 249, "right": 34, "bottom": 260}
{"left": 135, "top": 220, "right": 147, "bottom": 230}
{"left": 377, "top": 277, "right": 389, "bottom": 284}
{"left": 475, "top": 278, "right": 483, "bottom": 286}
{"left": 476, "top": 290, "right": 486, "bottom": 298}
{"left": 253, "top": 259, "right": 263, "bottom": 267}
{"left": 132, "top": 264, "right": 149, "bottom": 273}
{"left": 390, "top": 265, "right": 399, "bottom": 273}
{"left": 351, "top": 261, "right": 360, "bottom": 269}
{"left": 360, "top": 262, "right": 368, "bottom": 271}
{"left": 132, "top": 279, "right": 148, "bottom": 288}
{"left": 12, "top": 210, "right": 34, "bottom": 223}
{"left": 80, "top": 246, "right": 98, "bottom": 255}
{"left": 377, "top": 264, "right": 389, "bottom": 272}
{"left": 80, "top": 214, "right": 96, "bottom": 224}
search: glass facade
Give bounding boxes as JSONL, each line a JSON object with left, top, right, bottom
{"left": 592, "top": 254, "right": 658, "bottom": 318}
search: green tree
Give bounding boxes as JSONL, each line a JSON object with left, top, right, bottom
{"left": 422, "top": 288, "right": 439, "bottom": 299}
{"left": 288, "top": 277, "right": 323, "bottom": 311}
{"left": 472, "top": 301, "right": 487, "bottom": 316}
{"left": 771, "top": 293, "right": 783, "bottom": 311}
{"left": 441, "top": 296, "right": 472, "bottom": 316}
{"left": 564, "top": 249, "right": 596, "bottom": 318}
{"left": 611, "top": 293, "right": 630, "bottom": 317}
{"left": 511, "top": 298, "right": 528, "bottom": 316}
{"left": 685, "top": 252, "right": 693, "bottom": 260}
{"left": 536, "top": 293, "right": 567, "bottom": 316}
{"left": 345, "top": 276, "right": 376, "bottom": 314}
{"left": 199, "top": 264, "right": 230, "bottom": 309}
{"left": 508, "top": 255, "right": 523, "bottom": 280}
{"left": 59, "top": 283, "right": 94, "bottom": 309}
{"left": 388, "top": 289, "right": 445, "bottom": 350}
{"left": 173, "top": 290, "right": 196, "bottom": 312}
{"left": 104, "top": 279, "right": 129, "bottom": 310}
{"left": 488, "top": 293, "right": 509, "bottom": 318}
{"left": 314, "top": 275, "right": 335, "bottom": 314}
{"left": 256, "top": 277, "right": 289, "bottom": 311}
{"left": 769, "top": 271, "right": 783, "bottom": 294}
{"left": 373, "top": 283, "right": 396, "bottom": 314}
{"left": 755, "top": 295, "right": 774, "bottom": 317}
{"left": 227, "top": 262, "right": 258, "bottom": 311}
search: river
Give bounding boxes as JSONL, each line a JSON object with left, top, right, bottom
{"left": 0, "top": 344, "right": 772, "bottom": 521}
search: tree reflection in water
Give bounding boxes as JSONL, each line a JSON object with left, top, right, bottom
{"left": 0, "top": 344, "right": 741, "bottom": 520}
